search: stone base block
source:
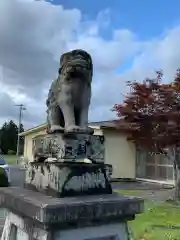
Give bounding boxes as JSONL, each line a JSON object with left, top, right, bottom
{"left": 0, "top": 187, "right": 144, "bottom": 240}
{"left": 33, "top": 133, "right": 105, "bottom": 162}
{"left": 25, "top": 162, "right": 112, "bottom": 197}
{"left": 1, "top": 212, "right": 129, "bottom": 240}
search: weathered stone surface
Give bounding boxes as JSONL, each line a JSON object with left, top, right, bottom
{"left": 25, "top": 162, "right": 112, "bottom": 197}
{"left": 1, "top": 212, "right": 48, "bottom": 240}
{"left": 33, "top": 133, "right": 105, "bottom": 162}
{"left": 0, "top": 187, "right": 144, "bottom": 226}
{"left": 54, "top": 223, "right": 128, "bottom": 240}
{"left": 46, "top": 49, "right": 93, "bottom": 134}
{"left": 2, "top": 211, "right": 129, "bottom": 240}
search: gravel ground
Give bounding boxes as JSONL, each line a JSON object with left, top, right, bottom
{"left": 133, "top": 188, "right": 174, "bottom": 202}
{"left": 112, "top": 181, "right": 175, "bottom": 202}
{"left": 112, "top": 180, "right": 174, "bottom": 190}
{"left": 10, "top": 165, "right": 26, "bottom": 187}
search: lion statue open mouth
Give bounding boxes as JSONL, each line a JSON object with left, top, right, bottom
{"left": 59, "top": 49, "right": 92, "bottom": 81}
{"left": 46, "top": 49, "right": 93, "bottom": 134}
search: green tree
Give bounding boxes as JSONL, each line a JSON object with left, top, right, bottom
{"left": 0, "top": 120, "right": 25, "bottom": 155}
{"left": 0, "top": 122, "right": 9, "bottom": 154}
{"left": 0, "top": 120, "right": 23, "bottom": 155}
{"left": 7, "top": 120, "right": 18, "bottom": 152}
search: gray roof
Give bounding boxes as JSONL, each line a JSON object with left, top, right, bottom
{"left": 89, "top": 120, "right": 118, "bottom": 128}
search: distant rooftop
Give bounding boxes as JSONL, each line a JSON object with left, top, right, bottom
{"left": 19, "top": 119, "right": 125, "bottom": 136}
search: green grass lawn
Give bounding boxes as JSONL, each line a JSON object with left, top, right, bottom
{"left": 1, "top": 154, "right": 18, "bottom": 165}
{"left": 117, "top": 190, "right": 180, "bottom": 240}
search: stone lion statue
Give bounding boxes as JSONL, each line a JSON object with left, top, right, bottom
{"left": 46, "top": 49, "right": 94, "bottom": 134}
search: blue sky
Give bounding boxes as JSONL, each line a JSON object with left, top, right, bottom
{"left": 50, "top": 0, "right": 180, "bottom": 40}
{"left": 46, "top": 0, "right": 180, "bottom": 77}
{"left": 1, "top": 0, "right": 180, "bottom": 127}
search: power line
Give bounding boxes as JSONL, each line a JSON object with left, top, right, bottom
{"left": 15, "top": 104, "right": 26, "bottom": 163}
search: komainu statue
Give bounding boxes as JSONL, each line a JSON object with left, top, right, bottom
{"left": 46, "top": 49, "right": 93, "bottom": 134}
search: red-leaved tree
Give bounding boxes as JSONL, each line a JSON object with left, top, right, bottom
{"left": 113, "top": 69, "right": 180, "bottom": 199}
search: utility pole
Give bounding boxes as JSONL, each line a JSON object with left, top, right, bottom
{"left": 15, "top": 104, "right": 26, "bottom": 163}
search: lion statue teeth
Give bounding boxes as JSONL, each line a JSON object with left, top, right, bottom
{"left": 46, "top": 49, "right": 94, "bottom": 135}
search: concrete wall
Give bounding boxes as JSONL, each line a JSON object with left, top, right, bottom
{"left": 103, "top": 129, "right": 136, "bottom": 179}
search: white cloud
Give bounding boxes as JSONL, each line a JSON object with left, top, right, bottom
{"left": 0, "top": 0, "right": 180, "bottom": 129}
{"left": 67, "top": 29, "right": 142, "bottom": 72}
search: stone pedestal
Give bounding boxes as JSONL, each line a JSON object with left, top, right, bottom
{"left": 25, "top": 162, "right": 112, "bottom": 197}
{"left": 0, "top": 131, "right": 144, "bottom": 239}
{"left": 33, "top": 133, "right": 105, "bottom": 162}
{"left": 0, "top": 187, "right": 144, "bottom": 240}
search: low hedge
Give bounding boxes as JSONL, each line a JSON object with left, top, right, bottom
{"left": 0, "top": 168, "right": 9, "bottom": 187}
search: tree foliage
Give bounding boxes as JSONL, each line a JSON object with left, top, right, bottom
{"left": 113, "top": 69, "right": 180, "bottom": 154}
{"left": 0, "top": 120, "right": 24, "bottom": 155}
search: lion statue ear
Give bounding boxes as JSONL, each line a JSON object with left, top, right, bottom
{"left": 59, "top": 52, "right": 72, "bottom": 75}
{"left": 60, "top": 52, "right": 70, "bottom": 66}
